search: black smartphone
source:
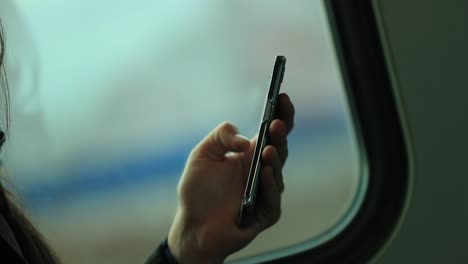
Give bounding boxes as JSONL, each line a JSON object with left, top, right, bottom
{"left": 239, "top": 55, "right": 286, "bottom": 226}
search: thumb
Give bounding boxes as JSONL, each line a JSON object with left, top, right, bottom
{"left": 192, "top": 122, "right": 250, "bottom": 160}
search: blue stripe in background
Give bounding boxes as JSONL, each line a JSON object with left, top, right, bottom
{"left": 20, "top": 114, "right": 350, "bottom": 212}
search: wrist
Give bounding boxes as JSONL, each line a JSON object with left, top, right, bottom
{"left": 168, "top": 212, "right": 226, "bottom": 264}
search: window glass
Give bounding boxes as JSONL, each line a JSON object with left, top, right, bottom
{"left": 0, "top": 1, "right": 363, "bottom": 263}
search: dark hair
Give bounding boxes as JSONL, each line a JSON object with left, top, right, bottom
{"left": 0, "top": 21, "right": 60, "bottom": 264}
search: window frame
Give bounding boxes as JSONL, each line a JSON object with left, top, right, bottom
{"left": 251, "top": 0, "right": 409, "bottom": 263}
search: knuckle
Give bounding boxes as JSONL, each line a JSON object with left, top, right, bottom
{"left": 220, "top": 121, "right": 235, "bottom": 132}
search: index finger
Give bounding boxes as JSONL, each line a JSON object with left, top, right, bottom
{"left": 274, "top": 93, "right": 295, "bottom": 135}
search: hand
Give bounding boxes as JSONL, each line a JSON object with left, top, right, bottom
{"left": 168, "top": 94, "right": 295, "bottom": 264}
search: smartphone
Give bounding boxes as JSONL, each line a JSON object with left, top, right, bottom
{"left": 239, "top": 55, "right": 286, "bottom": 226}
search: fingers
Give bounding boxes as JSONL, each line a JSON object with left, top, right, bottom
{"left": 255, "top": 165, "right": 282, "bottom": 231}
{"left": 268, "top": 120, "right": 288, "bottom": 166}
{"left": 262, "top": 145, "right": 285, "bottom": 193}
{"left": 269, "top": 93, "right": 294, "bottom": 166}
{"left": 274, "top": 93, "right": 295, "bottom": 134}
{"left": 249, "top": 146, "right": 284, "bottom": 232}
{"left": 193, "top": 122, "right": 251, "bottom": 160}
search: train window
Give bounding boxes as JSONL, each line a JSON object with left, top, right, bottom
{"left": 1, "top": 1, "right": 366, "bottom": 263}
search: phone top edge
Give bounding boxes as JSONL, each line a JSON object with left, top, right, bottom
{"left": 268, "top": 56, "right": 287, "bottom": 100}
{"left": 275, "top": 55, "right": 287, "bottom": 62}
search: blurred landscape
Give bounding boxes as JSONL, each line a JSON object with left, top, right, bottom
{"left": 0, "top": 1, "right": 361, "bottom": 263}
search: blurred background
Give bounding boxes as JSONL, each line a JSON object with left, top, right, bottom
{"left": 0, "top": 0, "right": 362, "bottom": 263}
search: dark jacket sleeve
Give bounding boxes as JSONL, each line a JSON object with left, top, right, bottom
{"left": 145, "top": 238, "right": 179, "bottom": 264}
{"left": 0, "top": 213, "right": 28, "bottom": 263}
